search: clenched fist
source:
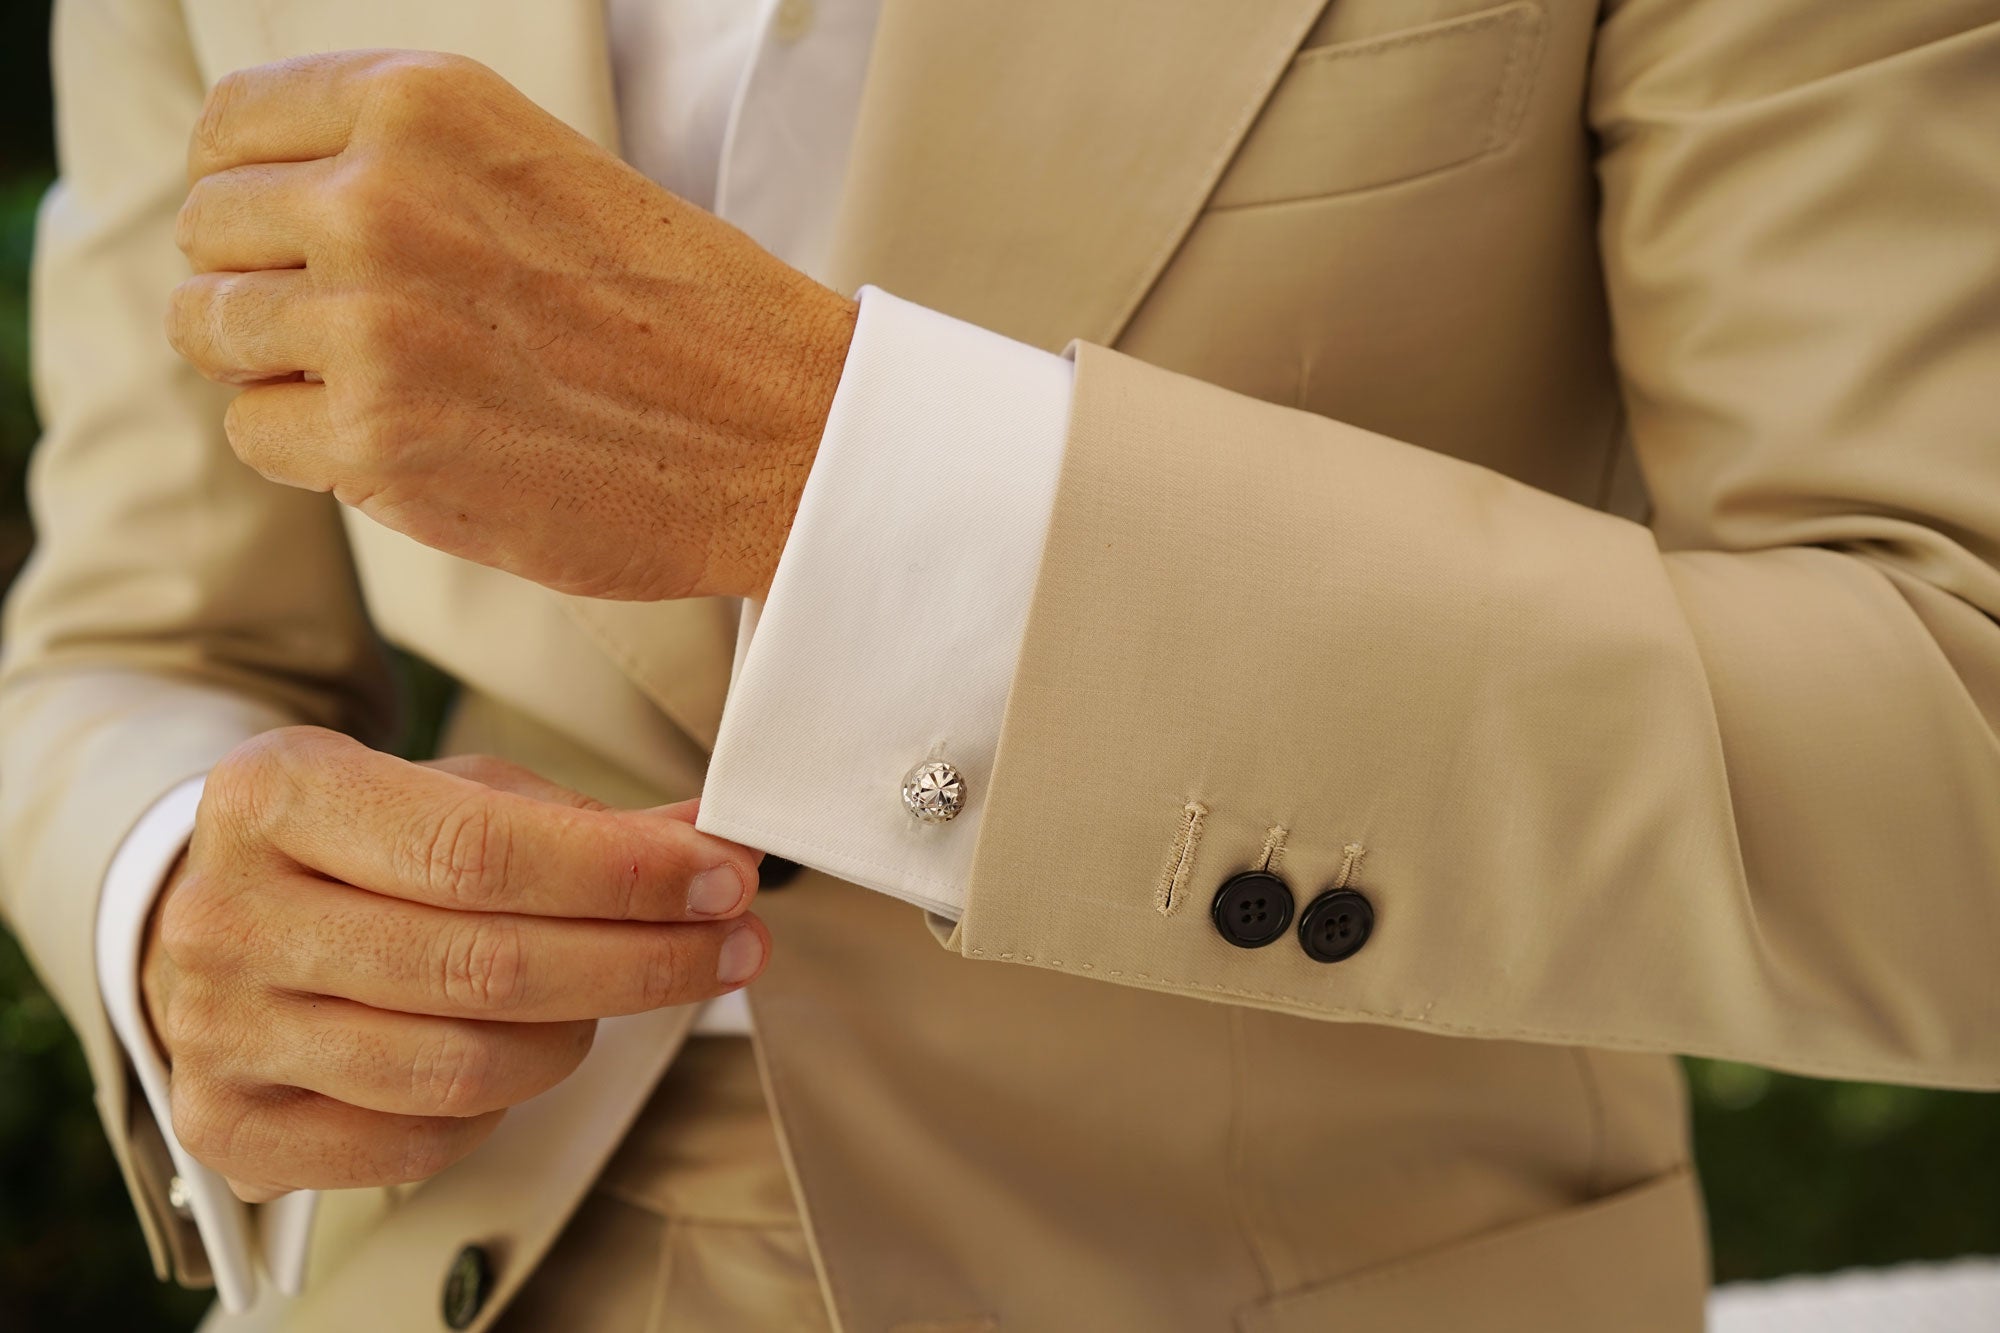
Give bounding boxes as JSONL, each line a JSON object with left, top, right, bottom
{"left": 165, "top": 50, "right": 858, "bottom": 602}
{"left": 141, "top": 728, "right": 768, "bottom": 1200}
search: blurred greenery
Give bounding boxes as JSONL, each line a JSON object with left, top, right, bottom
{"left": 0, "top": 1, "right": 1993, "bottom": 1328}
{"left": 1689, "top": 1059, "right": 2000, "bottom": 1282}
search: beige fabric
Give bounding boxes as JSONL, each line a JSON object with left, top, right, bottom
{"left": 203, "top": 1036, "right": 830, "bottom": 1333}
{"left": 493, "top": 1037, "right": 831, "bottom": 1333}
{"left": 952, "top": 0, "right": 2000, "bottom": 1090}
{"left": 6, "top": 0, "right": 1995, "bottom": 1327}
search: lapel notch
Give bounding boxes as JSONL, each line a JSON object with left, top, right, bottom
{"left": 823, "top": 0, "right": 1335, "bottom": 350}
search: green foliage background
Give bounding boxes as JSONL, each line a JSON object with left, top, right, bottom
{"left": 0, "top": 4, "right": 1992, "bottom": 1327}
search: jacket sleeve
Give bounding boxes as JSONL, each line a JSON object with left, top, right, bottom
{"left": 0, "top": 0, "right": 394, "bottom": 1281}
{"left": 952, "top": 0, "right": 2000, "bottom": 1090}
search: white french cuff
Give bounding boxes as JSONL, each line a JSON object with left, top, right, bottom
{"left": 698, "top": 286, "right": 1075, "bottom": 919}
{"left": 95, "top": 774, "right": 316, "bottom": 1311}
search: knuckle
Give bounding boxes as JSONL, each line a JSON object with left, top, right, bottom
{"left": 422, "top": 798, "right": 513, "bottom": 910}
{"left": 156, "top": 991, "right": 218, "bottom": 1063}
{"left": 203, "top": 733, "right": 281, "bottom": 837}
{"left": 412, "top": 1026, "right": 493, "bottom": 1117}
{"left": 207, "top": 726, "right": 351, "bottom": 842}
{"left": 440, "top": 917, "right": 528, "bottom": 1012}
{"left": 220, "top": 392, "right": 259, "bottom": 466}
{"left": 172, "top": 183, "right": 206, "bottom": 257}
{"left": 191, "top": 72, "right": 245, "bottom": 167}
{"left": 395, "top": 1121, "right": 460, "bottom": 1184}
{"left": 221, "top": 393, "right": 290, "bottom": 478}
{"left": 167, "top": 1092, "right": 218, "bottom": 1162}
{"left": 209, "top": 271, "right": 257, "bottom": 331}
{"left": 635, "top": 934, "right": 687, "bottom": 1010}
{"left": 274, "top": 722, "right": 353, "bottom": 766}
{"left": 200, "top": 275, "right": 247, "bottom": 362}
{"left": 154, "top": 876, "right": 220, "bottom": 965}
{"left": 160, "top": 892, "right": 260, "bottom": 996}
{"left": 368, "top": 51, "right": 479, "bottom": 115}
{"left": 164, "top": 280, "right": 203, "bottom": 355}
{"left": 170, "top": 1079, "right": 247, "bottom": 1168}
{"left": 156, "top": 870, "right": 260, "bottom": 982}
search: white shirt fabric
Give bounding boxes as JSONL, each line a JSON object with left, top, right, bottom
{"left": 699, "top": 287, "right": 1071, "bottom": 917}
{"left": 92, "top": 0, "right": 1071, "bottom": 1309}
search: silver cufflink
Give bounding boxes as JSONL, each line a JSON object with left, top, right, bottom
{"left": 902, "top": 760, "right": 966, "bottom": 823}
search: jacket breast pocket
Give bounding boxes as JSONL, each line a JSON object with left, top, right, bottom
{"left": 1209, "top": 0, "right": 1548, "bottom": 210}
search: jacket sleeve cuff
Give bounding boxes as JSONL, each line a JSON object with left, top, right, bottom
{"left": 698, "top": 286, "right": 1073, "bottom": 919}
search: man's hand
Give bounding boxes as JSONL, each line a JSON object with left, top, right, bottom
{"left": 140, "top": 727, "right": 769, "bottom": 1201}
{"left": 165, "top": 50, "right": 858, "bottom": 602}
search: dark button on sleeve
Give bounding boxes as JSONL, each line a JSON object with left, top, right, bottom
{"left": 1298, "top": 888, "right": 1373, "bottom": 963}
{"left": 443, "top": 1244, "right": 494, "bottom": 1330}
{"left": 1211, "top": 871, "right": 1295, "bottom": 948}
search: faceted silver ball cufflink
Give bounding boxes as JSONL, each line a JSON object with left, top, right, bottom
{"left": 901, "top": 760, "right": 966, "bottom": 823}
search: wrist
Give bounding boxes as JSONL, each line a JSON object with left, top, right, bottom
{"left": 710, "top": 283, "right": 858, "bottom": 602}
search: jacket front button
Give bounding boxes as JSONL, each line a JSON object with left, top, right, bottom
{"left": 1210, "top": 871, "right": 1295, "bottom": 948}
{"left": 442, "top": 1244, "right": 494, "bottom": 1330}
{"left": 1299, "top": 888, "right": 1374, "bottom": 963}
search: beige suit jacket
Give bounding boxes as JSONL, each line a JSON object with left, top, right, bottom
{"left": 6, "top": 0, "right": 1998, "bottom": 1328}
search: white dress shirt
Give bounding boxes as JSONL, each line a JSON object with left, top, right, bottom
{"left": 93, "top": 0, "right": 1072, "bottom": 1308}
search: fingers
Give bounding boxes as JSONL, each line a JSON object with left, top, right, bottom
{"left": 212, "top": 728, "right": 762, "bottom": 922}
{"left": 168, "top": 269, "right": 323, "bottom": 384}
{"left": 223, "top": 380, "right": 337, "bottom": 490}
{"left": 421, "top": 754, "right": 611, "bottom": 812}
{"left": 423, "top": 763, "right": 760, "bottom": 864}
{"left": 256, "top": 872, "right": 770, "bottom": 1021}
{"left": 238, "top": 993, "right": 595, "bottom": 1118}
{"left": 190, "top": 52, "right": 387, "bottom": 181}
{"left": 172, "top": 1080, "right": 503, "bottom": 1196}
{"left": 177, "top": 159, "right": 328, "bottom": 272}
{"left": 189, "top": 51, "right": 499, "bottom": 182}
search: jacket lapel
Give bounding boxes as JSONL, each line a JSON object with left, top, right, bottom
{"left": 559, "top": 597, "right": 735, "bottom": 752}
{"left": 822, "top": 0, "right": 1334, "bottom": 350}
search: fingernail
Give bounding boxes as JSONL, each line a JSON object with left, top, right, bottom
{"left": 688, "top": 865, "right": 745, "bottom": 917}
{"left": 716, "top": 924, "right": 764, "bottom": 986}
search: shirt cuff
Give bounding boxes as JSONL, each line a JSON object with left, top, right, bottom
{"left": 698, "top": 286, "right": 1073, "bottom": 918}
{"left": 95, "top": 775, "right": 316, "bottom": 1310}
